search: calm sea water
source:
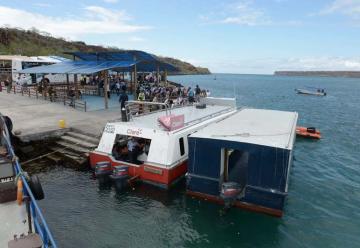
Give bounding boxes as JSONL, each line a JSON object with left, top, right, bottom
{"left": 37, "top": 74, "right": 360, "bottom": 248}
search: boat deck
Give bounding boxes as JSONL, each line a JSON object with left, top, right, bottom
{"left": 0, "top": 200, "right": 29, "bottom": 247}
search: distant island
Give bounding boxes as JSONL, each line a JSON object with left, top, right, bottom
{"left": 0, "top": 28, "right": 210, "bottom": 75}
{"left": 274, "top": 71, "right": 360, "bottom": 78}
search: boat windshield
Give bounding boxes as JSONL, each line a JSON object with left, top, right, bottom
{"left": 111, "top": 134, "right": 152, "bottom": 165}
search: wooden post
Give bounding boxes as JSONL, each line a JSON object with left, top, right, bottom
{"left": 165, "top": 70, "right": 168, "bottom": 86}
{"left": 104, "top": 70, "right": 109, "bottom": 109}
{"left": 66, "top": 74, "right": 70, "bottom": 94}
{"left": 74, "top": 74, "right": 78, "bottom": 99}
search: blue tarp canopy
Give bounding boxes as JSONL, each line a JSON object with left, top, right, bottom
{"left": 20, "top": 51, "right": 177, "bottom": 74}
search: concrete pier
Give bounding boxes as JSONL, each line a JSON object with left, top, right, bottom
{"left": 0, "top": 91, "right": 121, "bottom": 142}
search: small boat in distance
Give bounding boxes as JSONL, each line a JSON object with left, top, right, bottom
{"left": 296, "top": 126, "right": 321, "bottom": 139}
{"left": 295, "top": 86, "right": 326, "bottom": 96}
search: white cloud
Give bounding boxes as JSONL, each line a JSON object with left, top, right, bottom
{"left": 128, "top": 36, "right": 145, "bottom": 42}
{"left": 33, "top": 3, "right": 51, "bottom": 8}
{"left": 0, "top": 5, "right": 151, "bottom": 39}
{"left": 103, "top": 0, "right": 119, "bottom": 3}
{"left": 199, "top": 0, "right": 269, "bottom": 26}
{"left": 319, "top": 0, "right": 360, "bottom": 19}
{"left": 221, "top": 0, "right": 270, "bottom": 25}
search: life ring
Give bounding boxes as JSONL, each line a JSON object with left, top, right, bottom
{"left": 17, "top": 179, "right": 23, "bottom": 205}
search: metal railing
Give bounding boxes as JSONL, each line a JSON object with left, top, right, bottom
{"left": 0, "top": 115, "right": 58, "bottom": 248}
{"left": 6, "top": 85, "right": 87, "bottom": 112}
{"left": 125, "top": 100, "right": 172, "bottom": 121}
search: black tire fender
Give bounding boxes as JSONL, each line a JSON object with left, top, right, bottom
{"left": 29, "top": 175, "right": 45, "bottom": 200}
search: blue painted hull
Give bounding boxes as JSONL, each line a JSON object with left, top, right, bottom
{"left": 186, "top": 137, "right": 292, "bottom": 216}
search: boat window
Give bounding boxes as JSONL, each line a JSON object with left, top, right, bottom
{"left": 112, "top": 134, "right": 152, "bottom": 165}
{"left": 179, "top": 137, "right": 185, "bottom": 156}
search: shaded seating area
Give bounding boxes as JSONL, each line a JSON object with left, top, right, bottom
{"left": 20, "top": 50, "right": 178, "bottom": 110}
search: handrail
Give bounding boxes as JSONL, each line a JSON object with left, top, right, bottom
{"left": 125, "top": 100, "right": 171, "bottom": 120}
{"left": 0, "top": 115, "right": 58, "bottom": 248}
{"left": 12, "top": 85, "right": 87, "bottom": 112}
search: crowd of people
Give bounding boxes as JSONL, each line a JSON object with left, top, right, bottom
{"left": 112, "top": 137, "right": 149, "bottom": 165}
{"left": 132, "top": 82, "right": 210, "bottom": 107}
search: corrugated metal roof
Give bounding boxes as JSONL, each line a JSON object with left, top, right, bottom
{"left": 19, "top": 51, "right": 177, "bottom": 74}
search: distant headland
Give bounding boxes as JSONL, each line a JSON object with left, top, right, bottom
{"left": 0, "top": 27, "right": 210, "bottom": 75}
{"left": 274, "top": 71, "right": 360, "bottom": 78}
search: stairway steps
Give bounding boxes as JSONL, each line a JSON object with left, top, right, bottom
{"left": 49, "top": 146, "right": 88, "bottom": 164}
{"left": 55, "top": 140, "right": 90, "bottom": 154}
{"left": 60, "top": 135, "right": 98, "bottom": 149}
{"left": 66, "top": 131, "right": 99, "bottom": 145}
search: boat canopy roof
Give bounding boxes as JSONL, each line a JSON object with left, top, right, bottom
{"left": 112, "top": 104, "right": 235, "bottom": 133}
{"left": 19, "top": 51, "right": 177, "bottom": 74}
{"left": 189, "top": 108, "right": 298, "bottom": 150}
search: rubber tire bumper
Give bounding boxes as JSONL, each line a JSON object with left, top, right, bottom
{"left": 29, "top": 175, "right": 45, "bottom": 200}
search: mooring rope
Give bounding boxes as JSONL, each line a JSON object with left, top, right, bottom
{"left": 21, "top": 139, "right": 93, "bottom": 166}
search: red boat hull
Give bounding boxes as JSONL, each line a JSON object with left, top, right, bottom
{"left": 89, "top": 152, "right": 187, "bottom": 188}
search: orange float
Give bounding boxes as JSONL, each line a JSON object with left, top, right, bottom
{"left": 296, "top": 126, "right": 321, "bottom": 139}
{"left": 16, "top": 179, "right": 23, "bottom": 205}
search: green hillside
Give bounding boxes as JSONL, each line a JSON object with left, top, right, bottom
{"left": 0, "top": 28, "right": 210, "bottom": 75}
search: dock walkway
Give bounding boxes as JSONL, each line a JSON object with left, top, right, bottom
{"left": 0, "top": 91, "right": 121, "bottom": 142}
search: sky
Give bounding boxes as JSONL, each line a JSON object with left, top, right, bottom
{"left": 1, "top": 0, "right": 360, "bottom": 74}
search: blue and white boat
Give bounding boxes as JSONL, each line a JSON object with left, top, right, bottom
{"left": 186, "top": 108, "right": 298, "bottom": 217}
{"left": 295, "top": 86, "right": 326, "bottom": 96}
{"left": 0, "top": 114, "right": 57, "bottom": 247}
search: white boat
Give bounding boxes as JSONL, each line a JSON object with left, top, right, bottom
{"left": 295, "top": 87, "right": 326, "bottom": 96}
{"left": 89, "top": 97, "right": 237, "bottom": 188}
{"left": 0, "top": 114, "right": 57, "bottom": 247}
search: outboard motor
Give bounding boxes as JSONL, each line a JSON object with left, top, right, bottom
{"left": 95, "top": 161, "right": 112, "bottom": 185}
{"left": 220, "top": 182, "right": 242, "bottom": 209}
{"left": 306, "top": 127, "right": 316, "bottom": 134}
{"left": 110, "top": 165, "right": 129, "bottom": 192}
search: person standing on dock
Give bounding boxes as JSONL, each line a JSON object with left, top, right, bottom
{"left": 115, "top": 80, "right": 121, "bottom": 96}
{"left": 5, "top": 78, "right": 11, "bottom": 93}
{"left": 195, "top": 85, "right": 201, "bottom": 102}
{"left": 188, "top": 87, "right": 195, "bottom": 104}
{"left": 119, "top": 88, "right": 129, "bottom": 109}
{"left": 106, "top": 82, "right": 111, "bottom": 99}
{"left": 119, "top": 88, "right": 129, "bottom": 121}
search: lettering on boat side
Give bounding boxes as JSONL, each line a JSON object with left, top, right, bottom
{"left": 127, "top": 128, "right": 143, "bottom": 136}
{"left": 104, "top": 124, "right": 115, "bottom": 134}
{"left": 144, "top": 166, "right": 163, "bottom": 175}
{"left": 0, "top": 177, "right": 14, "bottom": 183}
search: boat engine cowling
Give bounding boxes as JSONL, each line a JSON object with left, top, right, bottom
{"left": 110, "top": 165, "right": 129, "bottom": 192}
{"left": 306, "top": 127, "right": 316, "bottom": 133}
{"left": 95, "top": 162, "right": 112, "bottom": 184}
{"left": 220, "top": 182, "right": 242, "bottom": 208}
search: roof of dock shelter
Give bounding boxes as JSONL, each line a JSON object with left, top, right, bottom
{"left": 19, "top": 50, "right": 177, "bottom": 74}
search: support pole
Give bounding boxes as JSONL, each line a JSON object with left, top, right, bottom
{"left": 165, "top": 70, "right": 168, "bottom": 86}
{"left": 66, "top": 74, "right": 70, "bottom": 94}
{"left": 104, "top": 70, "right": 109, "bottom": 109}
{"left": 134, "top": 64, "right": 138, "bottom": 99}
{"left": 74, "top": 74, "right": 78, "bottom": 99}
